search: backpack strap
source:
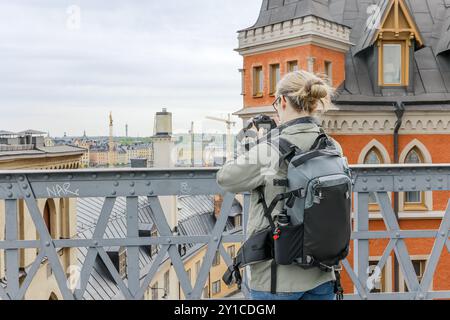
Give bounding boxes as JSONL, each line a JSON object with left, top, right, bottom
{"left": 291, "top": 149, "right": 342, "bottom": 167}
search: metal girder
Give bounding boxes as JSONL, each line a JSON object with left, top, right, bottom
{"left": 0, "top": 166, "right": 450, "bottom": 300}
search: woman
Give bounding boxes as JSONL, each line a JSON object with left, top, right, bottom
{"left": 217, "top": 70, "right": 341, "bottom": 300}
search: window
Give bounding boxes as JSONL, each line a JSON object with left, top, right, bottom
{"left": 239, "top": 69, "right": 245, "bottom": 95}
{"left": 187, "top": 269, "right": 192, "bottom": 285}
{"left": 151, "top": 282, "right": 159, "bottom": 300}
{"left": 164, "top": 271, "right": 170, "bottom": 296}
{"left": 404, "top": 260, "right": 428, "bottom": 292}
{"left": 382, "top": 43, "right": 403, "bottom": 85}
{"left": 253, "top": 66, "right": 263, "bottom": 97}
{"left": 234, "top": 214, "right": 242, "bottom": 228}
{"left": 227, "top": 245, "right": 236, "bottom": 260}
{"left": 404, "top": 148, "right": 426, "bottom": 210}
{"left": 212, "top": 250, "right": 221, "bottom": 267}
{"left": 269, "top": 64, "right": 280, "bottom": 95}
{"left": 324, "top": 61, "right": 333, "bottom": 85}
{"left": 212, "top": 280, "right": 221, "bottom": 295}
{"left": 287, "top": 61, "right": 298, "bottom": 72}
{"left": 364, "top": 147, "right": 383, "bottom": 209}
{"left": 195, "top": 261, "right": 201, "bottom": 278}
{"left": 118, "top": 247, "right": 127, "bottom": 278}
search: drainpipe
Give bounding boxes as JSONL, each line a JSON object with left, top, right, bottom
{"left": 393, "top": 101, "right": 405, "bottom": 292}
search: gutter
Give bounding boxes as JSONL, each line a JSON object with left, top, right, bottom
{"left": 393, "top": 100, "right": 405, "bottom": 293}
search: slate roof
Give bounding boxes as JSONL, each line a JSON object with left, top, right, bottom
{"left": 247, "top": 0, "right": 450, "bottom": 108}
{"left": 247, "top": 0, "right": 343, "bottom": 30}
{"left": 76, "top": 195, "right": 239, "bottom": 300}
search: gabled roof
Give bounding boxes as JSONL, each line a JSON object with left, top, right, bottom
{"left": 327, "top": 0, "right": 450, "bottom": 104}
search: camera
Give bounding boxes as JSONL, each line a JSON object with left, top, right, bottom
{"left": 245, "top": 115, "right": 277, "bottom": 133}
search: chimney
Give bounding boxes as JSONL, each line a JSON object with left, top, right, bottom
{"left": 152, "top": 108, "right": 177, "bottom": 230}
{"left": 213, "top": 195, "right": 224, "bottom": 220}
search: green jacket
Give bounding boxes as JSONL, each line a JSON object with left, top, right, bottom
{"left": 217, "top": 121, "right": 340, "bottom": 293}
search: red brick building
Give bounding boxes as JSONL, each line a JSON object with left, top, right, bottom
{"left": 235, "top": 0, "right": 450, "bottom": 294}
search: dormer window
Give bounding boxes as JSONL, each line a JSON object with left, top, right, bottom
{"left": 380, "top": 41, "right": 406, "bottom": 86}
{"left": 375, "top": 0, "right": 424, "bottom": 87}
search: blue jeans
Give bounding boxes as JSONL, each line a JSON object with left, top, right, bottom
{"left": 250, "top": 281, "right": 336, "bottom": 300}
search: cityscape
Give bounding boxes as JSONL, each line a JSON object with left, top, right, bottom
{"left": 0, "top": 0, "right": 450, "bottom": 305}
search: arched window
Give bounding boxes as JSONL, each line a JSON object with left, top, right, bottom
{"left": 404, "top": 148, "right": 425, "bottom": 207}
{"left": 42, "top": 199, "right": 56, "bottom": 238}
{"left": 364, "top": 147, "right": 383, "bottom": 208}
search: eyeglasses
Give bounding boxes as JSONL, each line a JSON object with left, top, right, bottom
{"left": 272, "top": 96, "right": 282, "bottom": 112}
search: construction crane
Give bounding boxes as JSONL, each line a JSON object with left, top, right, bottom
{"left": 205, "top": 114, "right": 236, "bottom": 162}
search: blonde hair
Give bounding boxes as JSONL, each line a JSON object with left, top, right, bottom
{"left": 276, "top": 70, "right": 334, "bottom": 114}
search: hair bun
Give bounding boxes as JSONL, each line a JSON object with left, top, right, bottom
{"left": 306, "top": 80, "right": 328, "bottom": 100}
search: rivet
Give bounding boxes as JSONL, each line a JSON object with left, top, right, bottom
{"left": 213, "top": 237, "right": 219, "bottom": 242}
{"left": 130, "top": 173, "right": 135, "bottom": 178}
{"left": 441, "top": 232, "right": 446, "bottom": 237}
{"left": 7, "top": 192, "right": 13, "bottom": 198}
{"left": 399, "top": 186, "right": 404, "bottom": 191}
{"left": 149, "top": 190, "right": 154, "bottom": 195}
{"left": 438, "top": 178, "right": 443, "bottom": 182}
{"left": 412, "top": 177, "right": 416, "bottom": 182}
{"left": 116, "top": 174, "right": 121, "bottom": 179}
{"left": 167, "top": 239, "right": 172, "bottom": 244}
{"left": 141, "top": 173, "right": 147, "bottom": 178}
{"left": 363, "top": 187, "right": 368, "bottom": 191}
{"left": 44, "top": 175, "right": 49, "bottom": 180}
{"left": 363, "top": 178, "right": 368, "bottom": 183}
{"left": 22, "top": 184, "right": 28, "bottom": 190}
{"left": 26, "top": 193, "right": 31, "bottom": 198}
{"left": 45, "top": 241, "right": 51, "bottom": 247}
{"left": 426, "top": 177, "right": 431, "bottom": 182}
{"left": 379, "top": 187, "right": 385, "bottom": 191}
{"left": 146, "top": 181, "right": 152, "bottom": 186}
{"left": 6, "top": 175, "right": 11, "bottom": 180}
{"left": 412, "top": 186, "right": 417, "bottom": 190}
{"left": 165, "top": 173, "right": 171, "bottom": 178}
{"left": 7, "top": 184, "right": 12, "bottom": 189}
{"left": 396, "top": 232, "right": 401, "bottom": 238}
{"left": 68, "top": 174, "right": 73, "bottom": 180}
{"left": 189, "top": 173, "right": 195, "bottom": 178}
{"left": 19, "top": 176, "right": 25, "bottom": 181}
{"left": 362, "top": 295, "right": 368, "bottom": 300}
{"left": 94, "top": 241, "right": 99, "bottom": 246}
{"left": 92, "top": 174, "right": 97, "bottom": 179}
{"left": 427, "top": 186, "right": 431, "bottom": 190}
{"left": 113, "top": 182, "right": 119, "bottom": 187}
{"left": 112, "top": 191, "right": 117, "bottom": 196}
{"left": 130, "top": 190, "right": 135, "bottom": 195}
{"left": 377, "top": 178, "right": 382, "bottom": 183}
{"left": 130, "top": 182, "right": 135, "bottom": 187}
{"left": 399, "top": 178, "right": 404, "bottom": 182}
{"left": 418, "top": 294, "right": 425, "bottom": 300}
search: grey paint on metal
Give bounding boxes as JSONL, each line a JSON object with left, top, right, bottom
{"left": 74, "top": 197, "right": 116, "bottom": 300}
{"left": 353, "top": 192, "right": 369, "bottom": 299}
{"left": 375, "top": 192, "right": 421, "bottom": 294}
{"left": 126, "top": 197, "right": 140, "bottom": 297}
{"left": 5, "top": 199, "right": 19, "bottom": 298}
{"left": 147, "top": 196, "right": 193, "bottom": 298}
{"left": 20, "top": 176, "right": 74, "bottom": 300}
{"left": 0, "top": 166, "right": 450, "bottom": 300}
{"left": 190, "top": 193, "right": 234, "bottom": 300}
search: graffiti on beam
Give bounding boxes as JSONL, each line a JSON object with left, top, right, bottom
{"left": 47, "top": 183, "right": 80, "bottom": 198}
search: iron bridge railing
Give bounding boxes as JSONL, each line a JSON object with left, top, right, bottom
{"left": 0, "top": 165, "right": 449, "bottom": 300}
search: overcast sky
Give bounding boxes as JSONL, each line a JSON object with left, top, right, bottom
{"left": 0, "top": 0, "right": 262, "bottom": 137}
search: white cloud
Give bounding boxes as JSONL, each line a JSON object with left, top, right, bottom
{"left": 0, "top": 0, "right": 262, "bottom": 136}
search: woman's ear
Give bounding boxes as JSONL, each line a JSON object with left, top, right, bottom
{"left": 281, "top": 96, "right": 287, "bottom": 110}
